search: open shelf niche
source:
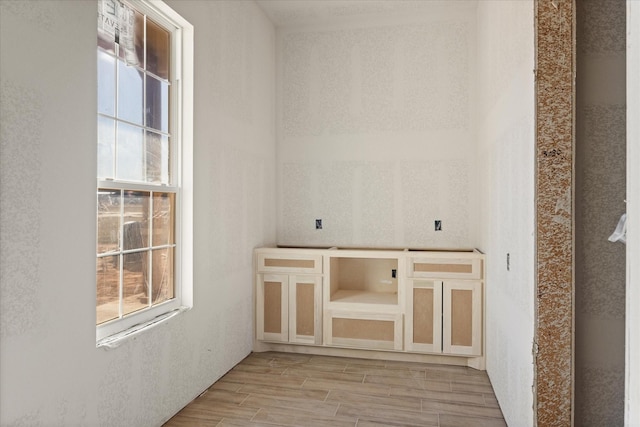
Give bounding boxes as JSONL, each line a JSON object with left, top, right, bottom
{"left": 328, "top": 256, "right": 399, "bottom": 306}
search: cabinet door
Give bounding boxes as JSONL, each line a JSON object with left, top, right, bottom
{"left": 405, "top": 279, "right": 442, "bottom": 353}
{"left": 288, "top": 275, "right": 322, "bottom": 345}
{"left": 442, "top": 281, "right": 482, "bottom": 356}
{"left": 256, "top": 274, "right": 289, "bottom": 342}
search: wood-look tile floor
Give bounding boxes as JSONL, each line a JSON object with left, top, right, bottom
{"left": 164, "top": 351, "right": 506, "bottom": 427}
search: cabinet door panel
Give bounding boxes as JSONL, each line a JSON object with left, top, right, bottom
{"left": 325, "top": 311, "right": 403, "bottom": 350}
{"left": 409, "top": 257, "right": 482, "bottom": 280}
{"left": 450, "top": 289, "right": 473, "bottom": 347}
{"left": 442, "top": 281, "right": 482, "bottom": 356}
{"left": 333, "top": 318, "right": 395, "bottom": 341}
{"left": 405, "top": 279, "right": 442, "bottom": 353}
{"left": 256, "top": 274, "right": 288, "bottom": 342}
{"left": 264, "top": 281, "right": 283, "bottom": 333}
{"left": 295, "top": 283, "right": 315, "bottom": 335}
{"left": 413, "top": 288, "right": 436, "bottom": 343}
{"left": 289, "top": 275, "right": 322, "bottom": 344}
{"left": 257, "top": 252, "right": 322, "bottom": 274}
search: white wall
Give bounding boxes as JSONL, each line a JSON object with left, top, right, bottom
{"left": 476, "top": 1, "right": 536, "bottom": 426}
{"left": 276, "top": 4, "right": 480, "bottom": 249}
{"left": 0, "top": 1, "right": 276, "bottom": 425}
{"left": 275, "top": 3, "right": 536, "bottom": 423}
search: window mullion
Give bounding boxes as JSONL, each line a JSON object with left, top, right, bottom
{"left": 100, "top": 244, "right": 174, "bottom": 257}
{"left": 142, "top": 107, "right": 148, "bottom": 189}
{"left": 99, "top": 114, "right": 170, "bottom": 138}
{"left": 142, "top": 14, "right": 148, "bottom": 185}
{"left": 148, "top": 192, "right": 154, "bottom": 307}
{"left": 118, "top": 189, "right": 124, "bottom": 319}
{"left": 114, "top": 47, "right": 120, "bottom": 181}
{"left": 172, "top": 29, "right": 181, "bottom": 188}
{"left": 98, "top": 180, "right": 178, "bottom": 193}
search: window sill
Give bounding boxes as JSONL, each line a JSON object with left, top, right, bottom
{"left": 96, "top": 306, "right": 190, "bottom": 349}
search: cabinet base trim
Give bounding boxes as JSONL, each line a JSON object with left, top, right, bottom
{"left": 253, "top": 341, "right": 485, "bottom": 370}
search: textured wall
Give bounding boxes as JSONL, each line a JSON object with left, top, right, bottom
{"left": 276, "top": 9, "right": 479, "bottom": 249}
{"left": 0, "top": 1, "right": 276, "bottom": 425}
{"left": 476, "top": 1, "right": 536, "bottom": 425}
{"left": 575, "top": 0, "right": 626, "bottom": 425}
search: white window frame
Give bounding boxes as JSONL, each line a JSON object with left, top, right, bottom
{"left": 96, "top": 0, "right": 193, "bottom": 344}
{"left": 626, "top": 1, "right": 640, "bottom": 424}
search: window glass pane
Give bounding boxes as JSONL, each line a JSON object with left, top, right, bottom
{"left": 98, "top": 29, "right": 116, "bottom": 54}
{"left": 116, "top": 122, "right": 144, "bottom": 181}
{"left": 146, "top": 131, "right": 169, "bottom": 184}
{"left": 97, "top": 189, "right": 120, "bottom": 254}
{"left": 146, "top": 18, "right": 170, "bottom": 80}
{"left": 152, "top": 192, "right": 175, "bottom": 246}
{"left": 97, "top": 255, "right": 120, "bottom": 324}
{"left": 97, "top": 0, "right": 116, "bottom": 54}
{"left": 98, "top": 34, "right": 116, "bottom": 54}
{"left": 145, "top": 76, "right": 170, "bottom": 133}
{"left": 123, "top": 191, "right": 150, "bottom": 250}
{"left": 152, "top": 248, "right": 174, "bottom": 304}
{"left": 97, "top": 116, "right": 115, "bottom": 179}
{"left": 98, "top": 51, "right": 116, "bottom": 116}
{"left": 117, "top": 60, "right": 143, "bottom": 125}
{"left": 118, "top": 8, "right": 144, "bottom": 67}
{"left": 122, "top": 251, "right": 149, "bottom": 316}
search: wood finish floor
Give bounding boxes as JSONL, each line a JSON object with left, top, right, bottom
{"left": 164, "top": 351, "right": 506, "bottom": 427}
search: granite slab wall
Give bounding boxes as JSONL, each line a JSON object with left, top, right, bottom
{"left": 534, "top": 0, "right": 575, "bottom": 425}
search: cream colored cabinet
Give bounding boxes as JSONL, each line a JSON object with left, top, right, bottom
{"left": 255, "top": 247, "right": 485, "bottom": 369}
{"left": 323, "top": 252, "right": 404, "bottom": 351}
{"left": 442, "top": 280, "right": 482, "bottom": 356}
{"left": 408, "top": 255, "right": 483, "bottom": 280}
{"left": 256, "top": 274, "right": 289, "bottom": 342}
{"left": 325, "top": 310, "right": 403, "bottom": 351}
{"left": 256, "top": 274, "right": 322, "bottom": 344}
{"left": 255, "top": 250, "right": 322, "bottom": 345}
{"left": 405, "top": 279, "right": 442, "bottom": 353}
{"left": 405, "top": 255, "right": 483, "bottom": 357}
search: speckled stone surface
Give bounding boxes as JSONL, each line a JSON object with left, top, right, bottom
{"left": 535, "top": 0, "right": 575, "bottom": 425}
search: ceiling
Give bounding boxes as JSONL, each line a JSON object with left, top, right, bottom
{"left": 255, "top": 0, "right": 478, "bottom": 27}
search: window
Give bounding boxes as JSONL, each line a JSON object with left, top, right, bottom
{"left": 96, "top": 0, "right": 193, "bottom": 342}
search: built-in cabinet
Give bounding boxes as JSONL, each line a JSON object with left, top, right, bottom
{"left": 405, "top": 255, "right": 483, "bottom": 356}
{"left": 256, "top": 250, "right": 323, "bottom": 344}
{"left": 255, "top": 247, "right": 485, "bottom": 369}
{"left": 324, "top": 252, "right": 405, "bottom": 351}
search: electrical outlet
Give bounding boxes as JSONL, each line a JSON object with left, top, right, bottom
{"left": 435, "top": 220, "right": 442, "bottom": 231}
{"left": 315, "top": 219, "right": 322, "bottom": 230}
{"left": 391, "top": 269, "right": 397, "bottom": 278}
